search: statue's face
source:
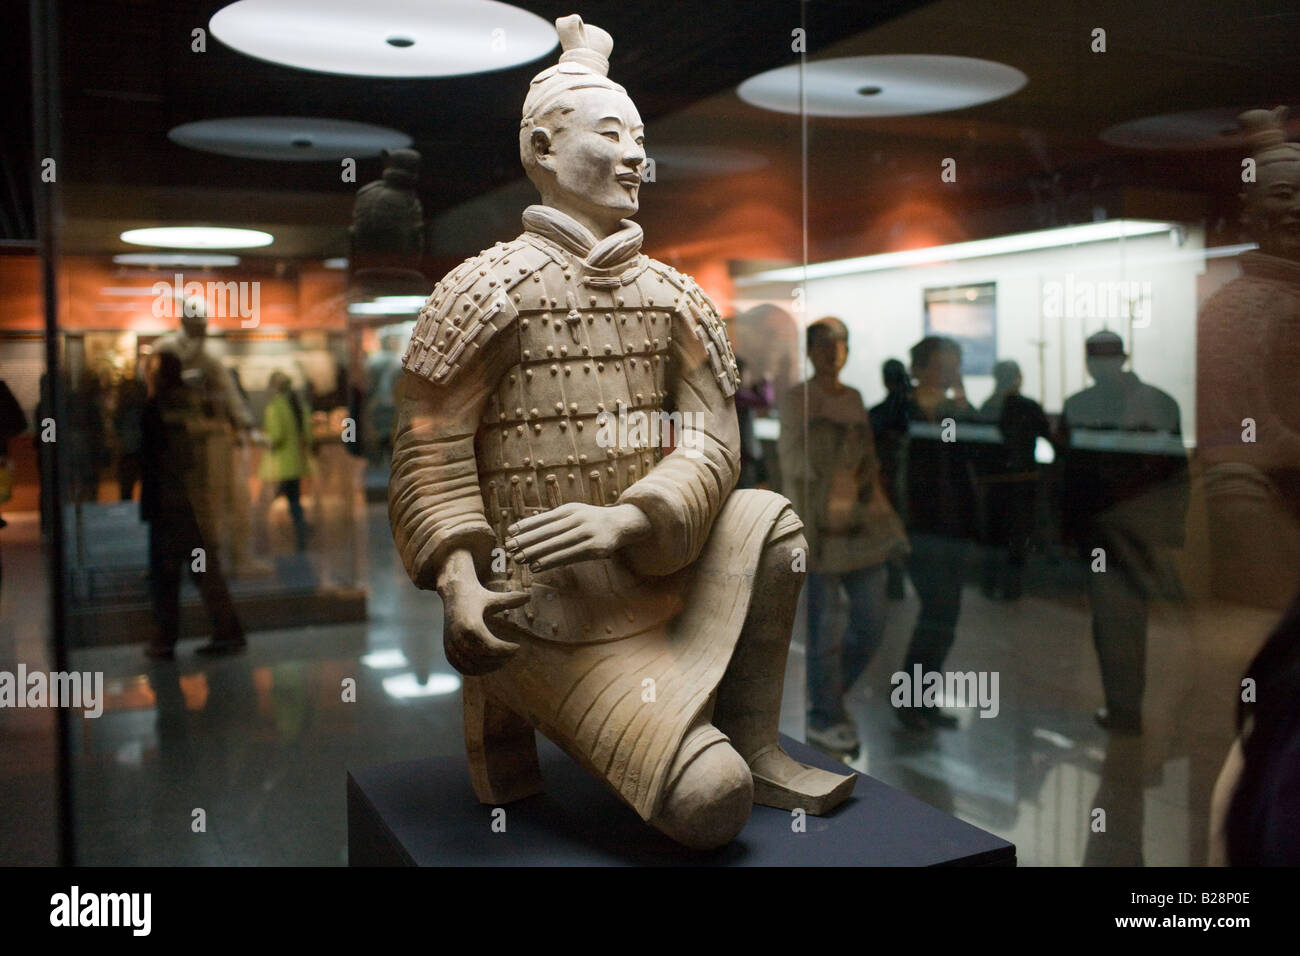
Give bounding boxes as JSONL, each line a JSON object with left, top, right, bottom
{"left": 1247, "top": 159, "right": 1300, "bottom": 261}
{"left": 543, "top": 87, "right": 645, "bottom": 223}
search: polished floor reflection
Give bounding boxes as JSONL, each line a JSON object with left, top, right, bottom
{"left": 0, "top": 505, "right": 1276, "bottom": 865}
{"left": 0, "top": 514, "right": 59, "bottom": 865}
{"left": 824, "top": 581, "right": 1272, "bottom": 866}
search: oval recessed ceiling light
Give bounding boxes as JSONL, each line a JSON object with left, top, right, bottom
{"left": 120, "top": 227, "right": 274, "bottom": 249}
{"left": 1100, "top": 107, "right": 1300, "bottom": 151}
{"left": 209, "top": 0, "right": 557, "bottom": 77}
{"left": 113, "top": 253, "right": 243, "bottom": 267}
{"left": 737, "top": 55, "right": 1027, "bottom": 117}
{"left": 169, "top": 116, "right": 412, "bottom": 161}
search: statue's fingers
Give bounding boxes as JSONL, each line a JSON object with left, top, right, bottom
{"left": 513, "top": 529, "right": 589, "bottom": 565}
{"left": 483, "top": 589, "right": 530, "bottom": 614}
{"left": 505, "top": 518, "right": 580, "bottom": 554}
{"left": 529, "top": 541, "right": 598, "bottom": 573}
{"left": 506, "top": 505, "right": 578, "bottom": 537}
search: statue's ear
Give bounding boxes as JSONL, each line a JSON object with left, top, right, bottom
{"left": 530, "top": 127, "right": 556, "bottom": 174}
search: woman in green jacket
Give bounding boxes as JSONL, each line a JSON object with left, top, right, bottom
{"left": 259, "top": 371, "right": 311, "bottom": 551}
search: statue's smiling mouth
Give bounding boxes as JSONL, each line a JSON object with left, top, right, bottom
{"left": 615, "top": 172, "right": 641, "bottom": 187}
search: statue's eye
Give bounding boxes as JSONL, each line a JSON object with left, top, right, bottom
{"left": 635, "top": 137, "right": 645, "bottom": 147}
{"left": 600, "top": 130, "right": 620, "bottom": 142}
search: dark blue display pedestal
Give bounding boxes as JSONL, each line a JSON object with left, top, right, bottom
{"left": 347, "top": 733, "right": 1015, "bottom": 866}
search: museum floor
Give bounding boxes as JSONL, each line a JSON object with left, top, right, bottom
{"left": 0, "top": 505, "right": 1278, "bottom": 866}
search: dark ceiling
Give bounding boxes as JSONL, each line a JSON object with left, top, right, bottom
{"left": 3, "top": 2, "right": 36, "bottom": 242}
{"left": 46, "top": 1, "right": 926, "bottom": 220}
{"left": 9, "top": 0, "right": 1300, "bottom": 261}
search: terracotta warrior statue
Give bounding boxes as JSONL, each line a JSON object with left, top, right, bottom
{"left": 350, "top": 147, "right": 425, "bottom": 261}
{"left": 1198, "top": 107, "right": 1300, "bottom": 608}
{"left": 389, "top": 14, "right": 854, "bottom": 849}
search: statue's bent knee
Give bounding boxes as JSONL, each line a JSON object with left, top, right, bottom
{"left": 651, "top": 740, "right": 754, "bottom": 850}
{"left": 758, "top": 524, "right": 808, "bottom": 587}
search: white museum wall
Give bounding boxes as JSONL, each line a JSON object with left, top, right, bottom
{"left": 737, "top": 226, "right": 1233, "bottom": 446}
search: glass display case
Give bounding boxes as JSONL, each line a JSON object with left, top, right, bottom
{"left": 4, "top": 0, "right": 1299, "bottom": 872}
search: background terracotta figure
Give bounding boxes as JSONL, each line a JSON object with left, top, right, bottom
{"left": 388, "top": 14, "right": 854, "bottom": 850}
{"left": 1197, "top": 106, "right": 1300, "bottom": 609}
{"left": 349, "top": 148, "right": 425, "bottom": 262}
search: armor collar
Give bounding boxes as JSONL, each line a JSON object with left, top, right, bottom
{"left": 522, "top": 204, "right": 643, "bottom": 271}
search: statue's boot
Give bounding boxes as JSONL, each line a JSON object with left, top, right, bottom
{"left": 712, "top": 522, "right": 856, "bottom": 815}
{"left": 746, "top": 742, "right": 855, "bottom": 814}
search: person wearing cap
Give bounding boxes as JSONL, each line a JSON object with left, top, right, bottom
{"left": 780, "top": 318, "right": 908, "bottom": 755}
{"left": 389, "top": 16, "right": 854, "bottom": 849}
{"left": 1058, "top": 331, "right": 1189, "bottom": 734}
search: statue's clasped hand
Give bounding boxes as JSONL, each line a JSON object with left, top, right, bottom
{"left": 436, "top": 551, "right": 528, "bottom": 675}
{"left": 433, "top": 504, "right": 651, "bottom": 675}
{"left": 505, "top": 502, "right": 650, "bottom": 573}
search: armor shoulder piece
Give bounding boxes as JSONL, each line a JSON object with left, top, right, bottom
{"left": 649, "top": 261, "right": 739, "bottom": 397}
{"left": 402, "top": 237, "right": 550, "bottom": 385}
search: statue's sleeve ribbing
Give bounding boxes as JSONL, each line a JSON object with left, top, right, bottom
{"left": 616, "top": 280, "right": 741, "bottom": 576}
{"left": 388, "top": 370, "right": 498, "bottom": 590}
{"left": 389, "top": 268, "right": 518, "bottom": 590}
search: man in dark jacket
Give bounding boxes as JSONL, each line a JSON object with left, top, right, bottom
{"left": 0, "top": 379, "right": 27, "bottom": 532}
{"left": 1058, "top": 331, "right": 1188, "bottom": 733}
{"left": 140, "top": 351, "right": 244, "bottom": 659}
{"left": 979, "top": 360, "right": 1050, "bottom": 600}
{"left": 895, "top": 337, "right": 981, "bottom": 730}
{"left": 871, "top": 358, "right": 911, "bottom": 599}
{"left": 0, "top": 380, "right": 26, "bottom": 593}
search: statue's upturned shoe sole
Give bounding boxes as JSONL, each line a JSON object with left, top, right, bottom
{"left": 747, "top": 745, "right": 857, "bottom": 815}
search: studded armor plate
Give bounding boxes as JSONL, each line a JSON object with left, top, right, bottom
{"left": 403, "top": 230, "right": 739, "bottom": 561}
